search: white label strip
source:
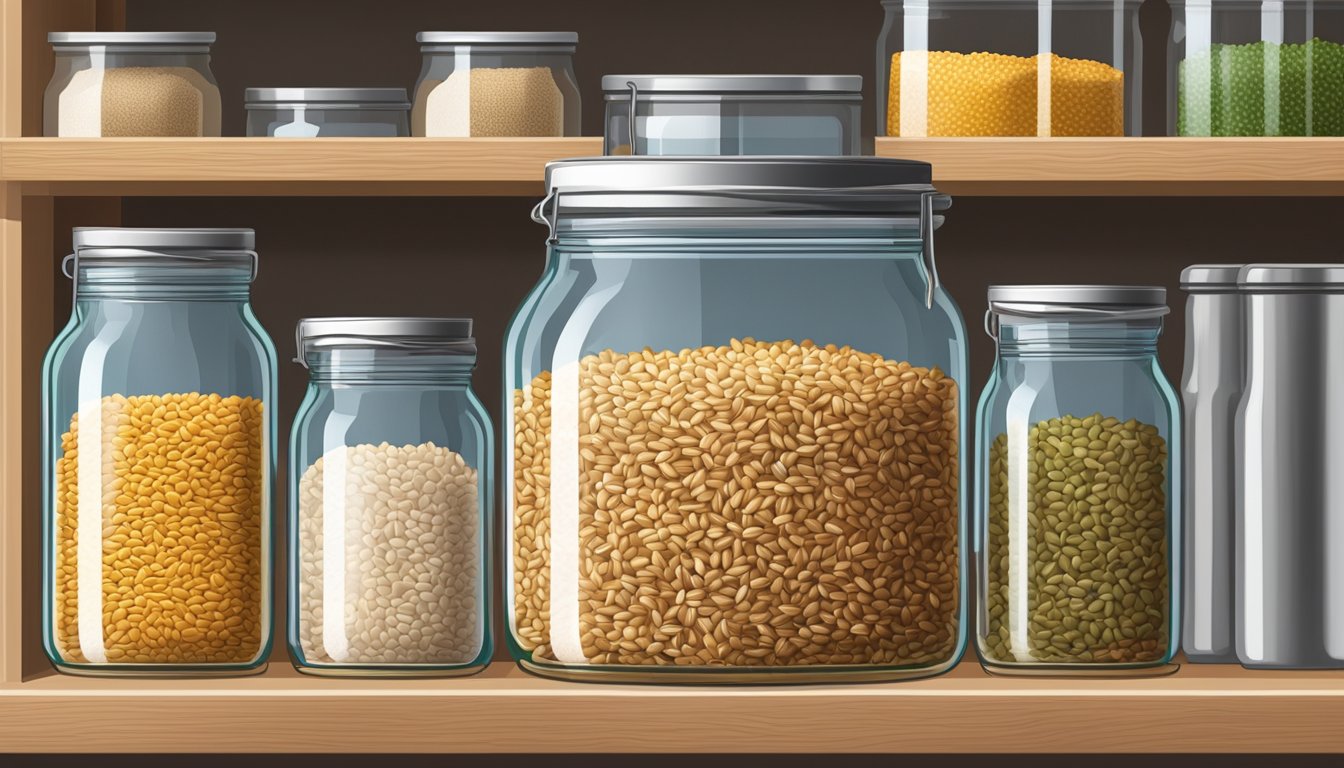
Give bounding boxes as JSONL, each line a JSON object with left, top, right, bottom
{"left": 320, "top": 420, "right": 353, "bottom": 663}
{"left": 1186, "top": 0, "right": 1214, "bottom": 136}
{"left": 1038, "top": 0, "right": 1053, "bottom": 136}
{"left": 900, "top": 0, "right": 929, "bottom": 137}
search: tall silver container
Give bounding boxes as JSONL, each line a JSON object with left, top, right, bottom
{"left": 1237, "top": 265, "right": 1344, "bottom": 669}
{"left": 1180, "top": 266, "right": 1243, "bottom": 663}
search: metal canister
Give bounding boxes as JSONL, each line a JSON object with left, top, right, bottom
{"left": 1180, "top": 265, "right": 1243, "bottom": 663}
{"left": 1237, "top": 264, "right": 1344, "bottom": 669}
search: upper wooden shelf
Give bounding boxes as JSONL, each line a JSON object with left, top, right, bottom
{"left": 2, "top": 137, "right": 1344, "bottom": 196}
{"left": 1, "top": 660, "right": 1343, "bottom": 753}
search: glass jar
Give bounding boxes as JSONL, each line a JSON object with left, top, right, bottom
{"left": 245, "top": 88, "right": 410, "bottom": 137}
{"left": 42, "top": 228, "right": 276, "bottom": 676}
{"left": 412, "top": 32, "right": 580, "bottom": 137}
{"left": 876, "top": 0, "right": 1143, "bottom": 136}
{"left": 45, "top": 32, "right": 222, "bottom": 137}
{"left": 975, "top": 286, "right": 1180, "bottom": 675}
{"left": 288, "top": 318, "right": 493, "bottom": 677}
{"left": 505, "top": 157, "right": 968, "bottom": 684}
{"left": 1169, "top": 0, "right": 1344, "bottom": 136}
{"left": 602, "top": 75, "right": 863, "bottom": 156}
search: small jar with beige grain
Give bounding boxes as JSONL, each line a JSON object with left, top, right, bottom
{"left": 289, "top": 318, "right": 493, "bottom": 677}
{"left": 45, "top": 32, "right": 222, "bottom": 137}
{"left": 43, "top": 228, "right": 276, "bottom": 676}
{"left": 975, "top": 286, "right": 1180, "bottom": 675}
{"left": 505, "top": 157, "right": 968, "bottom": 683}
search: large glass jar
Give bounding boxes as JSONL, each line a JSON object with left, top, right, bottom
{"left": 45, "top": 32, "right": 222, "bottom": 137}
{"left": 876, "top": 0, "right": 1143, "bottom": 136}
{"left": 288, "top": 318, "right": 493, "bottom": 677}
{"left": 1169, "top": 0, "right": 1344, "bottom": 136}
{"left": 505, "top": 157, "right": 969, "bottom": 683}
{"left": 42, "top": 228, "right": 276, "bottom": 676}
{"left": 412, "top": 32, "right": 581, "bottom": 137}
{"left": 975, "top": 286, "right": 1180, "bottom": 675}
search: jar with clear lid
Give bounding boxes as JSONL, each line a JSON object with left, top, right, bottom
{"left": 412, "top": 31, "right": 580, "bottom": 137}
{"left": 289, "top": 318, "right": 493, "bottom": 677}
{"left": 45, "top": 32, "right": 222, "bottom": 137}
{"left": 1169, "top": 0, "right": 1344, "bottom": 136}
{"left": 505, "top": 157, "right": 968, "bottom": 683}
{"left": 876, "top": 0, "right": 1143, "bottom": 136}
{"left": 246, "top": 88, "right": 411, "bottom": 137}
{"left": 975, "top": 286, "right": 1180, "bottom": 675}
{"left": 602, "top": 75, "right": 863, "bottom": 156}
{"left": 42, "top": 228, "right": 276, "bottom": 675}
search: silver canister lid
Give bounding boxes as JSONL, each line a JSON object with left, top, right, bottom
{"left": 988, "top": 285, "right": 1170, "bottom": 319}
{"left": 601, "top": 75, "right": 862, "bottom": 96}
{"left": 1239, "top": 264, "right": 1344, "bottom": 291}
{"left": 1181, "top": 264, "right": 1243, "bottom": 291}
{"left": 49, "top": 31, "right": 216, "bottom": 46}
{"left": 73, "top": 227, "right": 255, "bottom": 251}
{"left": 244, "top": 88, "right": 410, "bottom": 109}
{"left": 296, "top": 317, "right": 476, "bottom": 366}
{"left": 416, "top": 31, "right": 577, "bottom": 47}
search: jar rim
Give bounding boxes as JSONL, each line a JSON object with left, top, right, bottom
{"left": 988, "top": 285, "right": 1168, "bottom": 319}
{"left": 49, "top": 31, "right": 215, "bottom": 48}
{"left": 296, "top": 317, "right": 477, "bottom": 368}
{"left": 601, "top": 74, "right": 862, "bottom": 95}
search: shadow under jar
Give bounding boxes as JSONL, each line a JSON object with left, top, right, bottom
{"left": 288, "top": 318, "right": 493, "bottom": 677}
{"left": 42, "top": 228, "right": 277, "bottom": 676}
{"left": 975, "top": 286, "right": 1180, "bottom": 676}
{"left": 505, "top": 157, "right": 969, "bottom": 684}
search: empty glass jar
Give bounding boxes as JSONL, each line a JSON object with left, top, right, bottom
{"left": 245, "top": 88, "right": 410, "bottom": 137}
{"left": 45, "top": 32, "right": 222, "bottom": 137}
{"left": 975, "top": 286, "right": 1179, "bottom": 675}
{"left": 877, "top": 0, "right": 1143, "bottom": 136}
{"left": 288, "top": 318, "right": 493, "bottom": 677}
{"left": 42, "top": 228, "right": 276, "bottom": 675}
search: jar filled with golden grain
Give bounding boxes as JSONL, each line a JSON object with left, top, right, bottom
{"left": 43, "top": 228, "right": 276, "bottom": 676}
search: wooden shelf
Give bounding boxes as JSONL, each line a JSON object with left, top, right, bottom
{"left": 0, "top": 660, "right": 1341, "bottom": 753}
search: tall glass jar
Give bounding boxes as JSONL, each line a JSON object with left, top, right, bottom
{"left": 506, "top": 157, "right": 968, "bottom": 684}
{"left": 876, "top": 0, "right": 1143, "bottom": 136}
{"left": 412, "top": 32, "right": 580, "bottom": 137}
{"left": 45, "top": 32, "right": 222, "bottom": 137}
{"left": 288, "top": 318, "right": 493, "bottom": 677}
{"left": 975, "top": 286, "right": 1180, "bottom": 675}
{"left": 42, "top": 228, "right": 276, "bottom": 676}
{"left": 1170, "top": 0, "right": 1344, "bottom": 136}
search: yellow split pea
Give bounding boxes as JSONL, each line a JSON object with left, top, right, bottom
{"left": 54, "top": 392, "right": 265, "bottom": 665}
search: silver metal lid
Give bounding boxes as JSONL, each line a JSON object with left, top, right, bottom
{"left": 416, "top": 31, "right": 577, "bottom": 46}
{"left": 49, "top": 31, "right": 215, "bottom": 45}
{"left": 244, "top": 88, "right": 410, "bottom": 108}
{"left": 296, "top": 317, "right": 476, "bottom": 366}
{"left": 1240, "top": 264, "right": 1344, "bottom": 290}
{"left": 601, "top": 75, "right": 862, "bottom": 94}
{"left": 1181, "top": 264, "right": 1243, "bottom": 290}
{"left": 988, "top": 285, "right": 1169, "bottom": 320}
{"left": 73, "top": 227, "right": 254, "bottom": 251}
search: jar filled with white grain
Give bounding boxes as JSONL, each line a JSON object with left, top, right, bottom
{"left": 45, "top": 32, "right": 222, "bottom": 137}
{"left": 412, "top": 32, "right": 580, "bottom": 137}
{"left": 289, "top": 318, "right": 493, "bottom": 677}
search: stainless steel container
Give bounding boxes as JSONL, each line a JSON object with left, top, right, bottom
{"left": 1237, "top": 264, "right": 1344, "bottom": 669}
{"left": 1180, "top": 265, "right": 1243, "bottom": 663}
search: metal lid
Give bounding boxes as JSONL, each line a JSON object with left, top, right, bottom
{"left": 602, "top": 75, "right": 862, "bottom": 95}
{"left": 1181, "top": 264, "right": 1243, "bottom": 291}
{"left": 244, "top": 88, "right": 410, "bottom": 108}
{"left": 1240, "top": 264, "right": 1344, "bottom": 291}
{"left": 296, "top": 317, "right": 476, "bottom": 366}
{"left": 49, "top": 31, "right": 215, "bottom": 46}
{"left": 988, "top": 285, "right": 1169, "bottom": 320}
{"left": 73, "top": 227, "right": 254, "bottom": 251}
{"left": 416, "top": 31, "right": 577, "bottom": 46}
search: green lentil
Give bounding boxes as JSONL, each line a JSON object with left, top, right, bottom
{"left": 1178, "top": 38, "right": 1344, "bottom": 136}
{"left": 981, "top": 413, "right": 1169, "bottom": 665}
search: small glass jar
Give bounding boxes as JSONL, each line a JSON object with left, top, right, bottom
{"left": 1169, "top": 0, "right": 1344, "bottom": 136}
{"left": 45, "top": 32, "right": 222, "bottom": 137}
{"left": 412, "top": 32, "right": 580, "bottom": 137}
{"left": 42, "top": 228, "right": 276, "bottom": 676}
{"left": 245, "top": 88, "right": 410, "bottom": 137}
{"left": 602, "top": 75, "right": 862, "bottom": 156}
{"left": 876, "top": 0, "right": 1143, "bottom": 136}
{"left": 289, "top": 318, "right": 493, "bottom": 677}
{"left": 975, "top": 286, "right": 1180, "bottom": 675}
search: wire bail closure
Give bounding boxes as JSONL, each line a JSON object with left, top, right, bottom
{"left": 626, "top": 80, "right": 640, "bottom": 156}
{"left": 530, "top": 187, "right": 561, "bottom": 244}
{"left": 62, "top": 248, "right": 260, "bottom": 304}
{"left": 918, "top": 190, "right": 939, "bottom": 310}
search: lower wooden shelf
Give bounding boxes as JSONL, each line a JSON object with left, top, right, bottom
{"left": 0, "top": 659, "right": 1340, "bottom": 753}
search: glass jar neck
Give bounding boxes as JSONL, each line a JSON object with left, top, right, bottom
{"left": 72, "top": 259, "right": 253, "bottom": 301}
{"left": 305, "top": 347, "right": 477, "bottom": 387}
{"left": 996, "top": 317, "right": 1163, "bottom": 358}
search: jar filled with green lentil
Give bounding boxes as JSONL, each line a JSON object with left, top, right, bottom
{"left": 974, "top": 286, "right": 1179, "bottom": 675}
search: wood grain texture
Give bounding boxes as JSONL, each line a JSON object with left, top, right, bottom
{"left": 1, "top": 663, "right": 1344, "bottom": 753}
